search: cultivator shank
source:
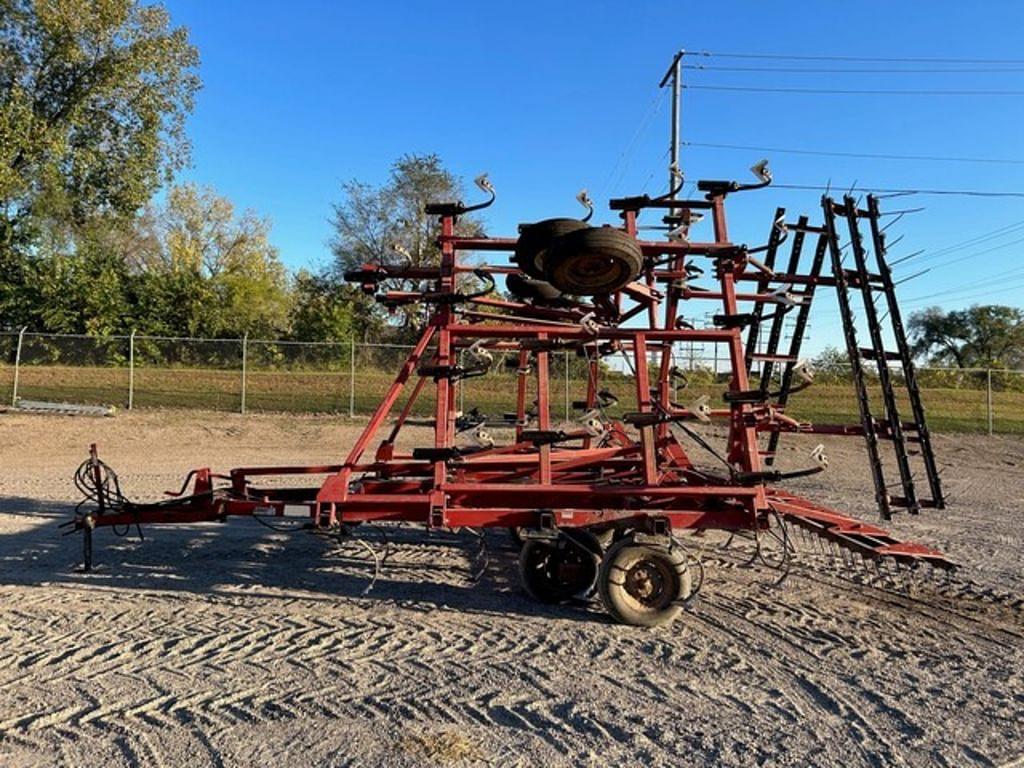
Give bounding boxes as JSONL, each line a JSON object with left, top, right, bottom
{"left": 67, "top": 169, "right": 954, "bottom": 625}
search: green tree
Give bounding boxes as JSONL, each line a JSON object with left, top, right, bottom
{"left": 134, "top": 183, "right": 291, "bottom": 338}
{"left": 31, "top": 217, "right": 132, "bottom": 334}
{"left": 289, "top": 269, "right": 354, "bottom": 343}
{"left": 811, "top": 346, "right": 849, "bottom": 380}
{"left": 909, "top": 305, "right": 1024, "bottom": 369}
{"left": 328, "top": 153, "right": 484, "bottom": 337}
{"left": 1, "top": 0, "right": 199, "bottom": 324}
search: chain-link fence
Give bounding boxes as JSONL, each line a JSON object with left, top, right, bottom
{"left": 1, "top": 330, "right": 1021, "bottom": 434}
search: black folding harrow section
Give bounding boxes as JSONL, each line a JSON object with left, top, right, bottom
{"left": 743, "top": 212, "right": 830, "bottom": 467}
{"left": 822, "top": 195, "right": 945, "bottom": 519}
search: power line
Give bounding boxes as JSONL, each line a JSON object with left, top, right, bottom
{"left": 597, "top": 89, "right": 668, "bottom": 201}
{"left": 683, "top": 140, "right": 1024, "bottom": 166}
{"left": 903, "top": 276, "right": 1024, "bottom": 306}
{"left": 691, "top": 50, "right": 1024, "bottom": 65}
{"left": 904, "top": 265, "right": 1024, "bottom": 301}
{"left": 770, "top": 183, "right": 1024, "bottom": 198}
{"left": 684, "top": 84, "right": 1024, "bottom": 96}
{"left": 682, "top": 64, "right": 1024, "bottom": 74}
{"left": 911, "top": 234, "right": 1024, "bottom": 272}
{"left": 910, "top": 220, "right": 1024, "bottom": 263}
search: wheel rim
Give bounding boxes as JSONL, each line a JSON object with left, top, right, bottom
{"left": 548, "top": 544, "right": 589, "bottom": 585}
{"left": 522, "top": 538, "right": 597, "bottom": 601}
{"left": 623, "top": 558, "right": 676, "bottom": 610}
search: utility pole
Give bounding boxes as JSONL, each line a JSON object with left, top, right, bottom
{"left": 659, "top": 49, "right": 685, "bottom": 200}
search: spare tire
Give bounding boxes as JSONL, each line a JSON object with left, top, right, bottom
{"left": 514, "top": 218, "right": 589, "bottom": 279}
{"left": 506, "top": 272, "right": 564, "bottom": 304}
{"left": 543, "top": 227, "right": 644, "bottom": 295}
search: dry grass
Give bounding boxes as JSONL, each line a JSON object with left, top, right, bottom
{"left": 399, "top": 729, "right": 484, "bottom": 765}
{"left": 1, "top": 363, "right": 1022, "bottom": 433}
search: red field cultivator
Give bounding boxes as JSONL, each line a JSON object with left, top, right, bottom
{"left": 65, "top": 164, "right": 954, "bottom": 626}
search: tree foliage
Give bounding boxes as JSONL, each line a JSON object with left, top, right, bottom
{"left": 908, "top": 305, "right": 1024, "bottom": 369}
{"left": 811, "top": 346, "right": 850, "bottom": 377}
{"left": 6, "top": 183, "right": 293, "bottom": 339}
{"left": 0, "top": 10, "right": 482, "bottom": 350}
{"left": 132, "top": 183, "right": 291, "bottom": 338}
{"left": 328, "top": 153, "right": 484, "bottom": 337}
{"left": 1, "top": 0, "right": 200, "bottom": 326}
{"left": 289, "top": 270, "right": 354, "bottom": 344}
{"left": 0, "top": 0, "right": 199, "bottom": 235}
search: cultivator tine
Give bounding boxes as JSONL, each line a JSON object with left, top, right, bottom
{"left": 742, "top": 539, "right": 761, "bottom": 568}
{"left": 872, "top": 559, "right": 887, "bottom": 586}
{"left": 896, "top": 562, "right": 911, "bottom": 594}
{"left": 366, "top": 522, "right": 393, "bottom": 564}
{"left": 355, "top": 537, "right": 383, "bottom": 596}
{"left": 337, "top": 526, "right": 383, "bottom": 596}
{"left": 466, "top": 528, "right": 489, "bottom": 584}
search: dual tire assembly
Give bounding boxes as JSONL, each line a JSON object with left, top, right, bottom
{"left": 513, "top": 218, "right": 644, "bottom": 296}
{"left": 510, "top": 220, "right": 683, "bottom": 626}
{"left": 517, "top": 530, "right": 694, "bottom": 627}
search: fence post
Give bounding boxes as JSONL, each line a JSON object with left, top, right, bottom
{"left": 348, "top": 337, "right": 356, "bottom": 418}
{"left": 240, "top": 333, "right": 248, "bottom": 414}
{"left": 11, "top": 326, "right": 27, "bottom": 406}
{"left": 986, "top": 368, "right": 993, "bottom": 436}
{"left": 128, "top": 330, "right": 136, "bottom": 410}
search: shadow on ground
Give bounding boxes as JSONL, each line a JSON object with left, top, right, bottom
{"left": 0, "top": 496, "right": 608, "bottom": 624}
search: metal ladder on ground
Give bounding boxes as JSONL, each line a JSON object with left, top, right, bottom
{"left": 822, "top": 194, "right": 945, "bottom": 519}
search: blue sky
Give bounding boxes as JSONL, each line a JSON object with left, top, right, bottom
{"left": 164, "top": 1, "right": 1024, "bottom": 352}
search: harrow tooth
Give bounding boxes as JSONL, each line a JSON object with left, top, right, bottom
{"left": 466, "top": 529, "right": 489, "bottom": 584}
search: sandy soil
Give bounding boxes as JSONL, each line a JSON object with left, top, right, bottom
{"left": 0, "top": 410, "right": 1022, "bottom": 767}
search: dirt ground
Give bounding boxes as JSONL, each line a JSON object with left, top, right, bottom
{"left": 0, "top": 410, "right": 1022, "bottom": 767}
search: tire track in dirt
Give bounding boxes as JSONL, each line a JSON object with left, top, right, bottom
{"left": 2, "top": 577, "right": 603, "bottom": 761}
{"left": 3, "top": 432, "right": 1024, "bottom": 768}
{"left": 690, "top": 599, "right": 894, "bottom": 766}
{"left": 689, "top": 560, "right": 1023, "bottom": 766}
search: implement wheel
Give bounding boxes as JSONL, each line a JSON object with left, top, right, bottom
{"left": 514, "top": 218, "right": 589, "bottom": 279}
{"left": 518, "top": 531, "right": 600, "bottom": 603}
{"left": 599, "top": 538, "right": 692, "bottom": 627}
{"left": 543, "top": 227, "right": 643, "bottom": 295}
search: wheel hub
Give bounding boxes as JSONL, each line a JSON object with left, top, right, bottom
{"left": 625, "top": 562, "right": 668, "bottom": 605}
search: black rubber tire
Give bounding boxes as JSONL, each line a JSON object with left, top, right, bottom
{"left": 514, "top": 218, "right": 589, "bottom": 279}
{"left": 505, "top": 273, "right": 564, "bottom": 304}
{"left": 508, "top": 526, "right": 525, "bottom": 547}
{"left": 598, "top": 538, "right": 692, "bottom": 627}
{"left": 543, "top": 227, "right": 643, "bottom": 295}
{"left": 518, "top": 532, "right": 601, "bottom": 604}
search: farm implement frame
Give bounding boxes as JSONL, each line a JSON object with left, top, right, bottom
{"left": 67, "top": 169, "right": 953, "bottom": 626}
